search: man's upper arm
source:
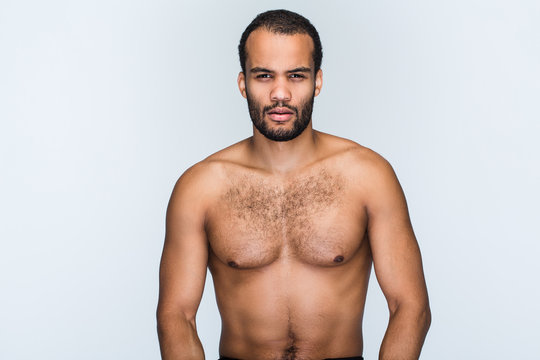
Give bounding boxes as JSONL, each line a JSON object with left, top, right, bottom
{"left": 364, "top": 156, "right": 429, "bottom": 311}
{"left": 158, "top": 164, "right": 210, "bottom": 321}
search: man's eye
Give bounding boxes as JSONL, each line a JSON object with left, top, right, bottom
{"left": 256, "top": 74, "right": 272, "bottom": 79}
{"left": 290, "top": 74, "right": 306, "bottom": 79}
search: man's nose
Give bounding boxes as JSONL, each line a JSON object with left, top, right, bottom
{"left": 270, "top": 78, "right": 291, "bottom": 102}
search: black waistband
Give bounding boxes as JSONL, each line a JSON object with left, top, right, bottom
{"left": 219, "top": 356, "right": 363, "bottom": 360}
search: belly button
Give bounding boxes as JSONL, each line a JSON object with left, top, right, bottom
{"left": 227, "top": 261, "right": 239, "bottom": 268}
{"left": 333, "top": 255, "right": 344, "bottom": 263}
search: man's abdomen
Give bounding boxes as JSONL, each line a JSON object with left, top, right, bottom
{"left": 209, "top": 249, "right": 372, "bottom": 360}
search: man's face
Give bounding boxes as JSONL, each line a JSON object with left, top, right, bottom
{"left": 238, "top": 29, "right": 323, "bottom": 142}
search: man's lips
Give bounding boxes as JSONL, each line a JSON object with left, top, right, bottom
{"left": 267, "top": 107, "right": 294, "bottom": 122}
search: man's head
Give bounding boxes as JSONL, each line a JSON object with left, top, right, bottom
{"left": 238, "top": 10, "right": 323, "bottom": 76}
{"left": 237, "top": 10, "right": 323, "bottom": 142}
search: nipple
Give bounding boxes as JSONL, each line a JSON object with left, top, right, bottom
{"left": 333, "top": 255, "right": 344, "bottom": 263}
{"left": 227, "top": 261, "right": 239, "bottom": 268}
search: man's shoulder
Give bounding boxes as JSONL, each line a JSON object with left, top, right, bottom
{"left": 203, "top": 137, "right": 252, "bottom": 166}
{"left": 320, "top": 132, "right": 401, "bottom": 204}
{"left": 174, "top": 138, "right": 251, "bottom": 193}
{"left": 318, "top": 132, "right": 391, "bottom": 174}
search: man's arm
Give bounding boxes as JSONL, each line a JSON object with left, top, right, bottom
{"left": 364, "top": 156, "right": 431, "bottom": 360}
{"left": 157, "top": 165, "right": 210, "bottom": 360}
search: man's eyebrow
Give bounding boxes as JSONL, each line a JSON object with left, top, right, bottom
{"left": 250, "top": 67, "right": 273, "bottom": 73}
{"left": 288, "top": 67, "right": 311, "bottom": 73}
{"left": 249, "top": 67, "right": 312, "bottom": 73}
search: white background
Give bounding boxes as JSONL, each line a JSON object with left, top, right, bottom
{"left": 1, "top": 1, "right": 539, "bottom": 359}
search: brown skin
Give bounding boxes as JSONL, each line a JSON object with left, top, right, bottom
{"left": 157, "top": 29, "right": 431, "bottom": 360}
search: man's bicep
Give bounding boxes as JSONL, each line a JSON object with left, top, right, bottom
{"left": 158, "top": 174, "right": 209, "bottom": 321}
{"left": 366, "top": 160, "right": 428, "bottom": 310}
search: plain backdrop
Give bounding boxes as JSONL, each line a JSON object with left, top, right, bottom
{"left": 1, "top": 0, "right": 539, "bottom": 359}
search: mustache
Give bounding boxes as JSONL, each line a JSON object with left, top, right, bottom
{"left": 263, "top": 102, "right": 298, "bottom": 115}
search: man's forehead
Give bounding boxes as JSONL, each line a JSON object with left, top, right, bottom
{"left": 245, "top": 29, "right": 314, "bottom": 70}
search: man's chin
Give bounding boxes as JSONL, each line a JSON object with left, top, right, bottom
{"left": 263, "top": 133, "right": 298, "bottom": 142}
{"left": 259, "top": 126, "right": 307, "bottom": 142}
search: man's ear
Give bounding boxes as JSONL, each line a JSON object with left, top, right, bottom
{"left": 238, "top": 72, "right": 247, "bottom": 98}
{"left": 314, "top": 69, "right": 323, "bottom": 97}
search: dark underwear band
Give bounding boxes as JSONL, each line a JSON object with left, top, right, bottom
{"left": 219, "top": 356, "right": 363, "bottom": 360}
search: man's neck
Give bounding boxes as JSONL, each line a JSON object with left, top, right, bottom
{"left": 248, "top": 124, "right": 320, "bottom": 174}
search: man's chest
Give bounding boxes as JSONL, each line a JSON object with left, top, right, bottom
{"left": 206, "top": 169, "right": 368, "bottom": 268}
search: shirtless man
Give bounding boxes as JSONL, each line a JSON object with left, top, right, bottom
{"left": 157, "top": 9, "right": 431, "bottom": 360}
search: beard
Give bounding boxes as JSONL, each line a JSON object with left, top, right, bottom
{"left": 246, "top": 89, "right": 315, "bottom": 142}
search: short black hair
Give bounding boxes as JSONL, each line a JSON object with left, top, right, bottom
{"left": 238, "top": 9, "right": 323, "bottom": 74}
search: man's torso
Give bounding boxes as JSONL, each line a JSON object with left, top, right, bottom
{"left": 194, "top": 133, "right": 377, "bottom": 359}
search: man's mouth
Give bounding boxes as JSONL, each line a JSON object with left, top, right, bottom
{"left": 267, "top": 107, "right": 295, "bottom": 122}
